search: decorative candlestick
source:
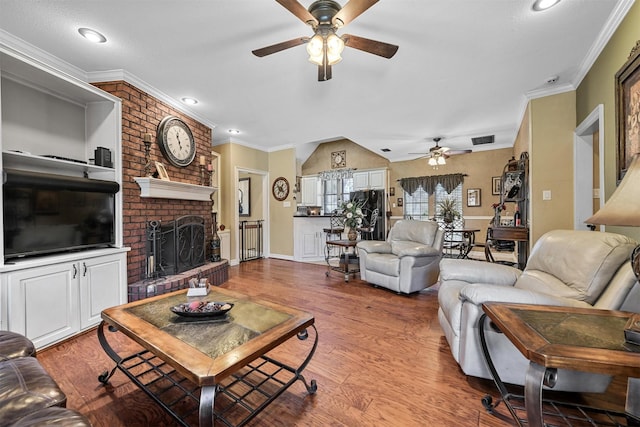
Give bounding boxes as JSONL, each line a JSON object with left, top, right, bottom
{"left": 143, "top": 133, "right": 153, "bottom": 176}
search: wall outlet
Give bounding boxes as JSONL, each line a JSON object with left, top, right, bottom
{"left": 283, "top": 201, "right": 291, "bottom": 207}
{"left": 542, "top": 190, "right": 552, "bottom": 200}
{"left": 593, "top": 188, "right": 600, "bottom": 198}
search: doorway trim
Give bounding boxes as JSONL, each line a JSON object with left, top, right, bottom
{"left": 574, "top": 104, "right": 604, "bottom": 231}
{"left": 234, "top": 166, "right": 269, "bottom": 263}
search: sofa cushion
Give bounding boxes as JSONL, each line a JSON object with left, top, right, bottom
{"left": 389, "top": 220, "right": 438, "bottom": 246}
{"left": 366, "top": 253, "right": 400, "bottom": 277}
{"left": 391, "top": 241, "right": 440, "bottom": 257}
{"left": 0, "top": 331, "right": 36, "bottom": 361}
{"left": 11, "top": 407, "right": 92, "bottom": 427}
{"left": 0, "top": 357, "right": 67, "bottom": 425}
{"left": 516, "top": 230, "right": 637, "bottom": 304}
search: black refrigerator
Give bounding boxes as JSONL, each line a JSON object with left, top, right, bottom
{"left": 350, "top": 189, "right": 386, "bottom": 241}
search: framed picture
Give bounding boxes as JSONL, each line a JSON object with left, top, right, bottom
{"left": 154, "top": 161, "right": 170, "bottom": 181}
{"left": 492, "top": 176, "right": 502, "bottom": 195}
{"left": 467, "top": 188, "right": 481, "bottom": 207}
{"left": 239, "top": 177, "right": 251, "bottom": 217}
{"left": 389, "top": 187, "right": 395, "bottom": 196}
{"left": 397, "top": 197, "right": 403, "bottom": 207}
{"left": 615, "top": 41, "right": 640, "bottom": 183}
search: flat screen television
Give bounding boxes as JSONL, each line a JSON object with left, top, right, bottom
{"left": 3, "top": 169, "right": 119, "bottom": 261}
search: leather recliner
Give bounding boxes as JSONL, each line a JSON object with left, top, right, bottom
{"left": 357, "top": 220, "right": 444, "bottom": 294}
{"left": 438, "top": 229, "right": 639, "bottom": 392}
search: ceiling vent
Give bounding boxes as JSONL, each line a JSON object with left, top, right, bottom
{"left": 471, "top": 135, "right": 495, "bottom": 145}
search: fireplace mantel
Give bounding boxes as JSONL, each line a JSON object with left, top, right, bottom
{"left": 134, "top": 177, "right": 216, "bottom": 201}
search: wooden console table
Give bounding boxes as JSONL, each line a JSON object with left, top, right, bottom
{"left": 479, "top": 303, "right": 640, "bottom": 426}
{"left": 486, "top": 226, "right": 529, "bottom": 269}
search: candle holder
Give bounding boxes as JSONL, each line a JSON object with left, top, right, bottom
{"left": 200, "top": 164, "right": 206, "bottom": 186}
{"left": 143, "top": 133, "right": 153, "bottom": 176}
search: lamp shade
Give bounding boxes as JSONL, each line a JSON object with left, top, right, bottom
{"left": 586, "top": 154, "right": 640, "bottom": 226}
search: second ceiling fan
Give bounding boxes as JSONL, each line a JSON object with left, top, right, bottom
{"left": 252, "top": 0, "right": 399, "bottom": 81}
{"left": 409, "top": 137, "right": 472, "bottom": 168}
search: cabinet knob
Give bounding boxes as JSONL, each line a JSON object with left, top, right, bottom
{"left": 73, "top": 264, "right": 78, "bottom": 279}
{"left": 83, "top": 262, "right": 87, "bottom": 276}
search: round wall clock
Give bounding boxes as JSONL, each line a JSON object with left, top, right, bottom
{"left": 272, "top": 177, "right": 290, "bottom": 201}
{"left": 156, "top": 115, "right": 196, "bottom": 167}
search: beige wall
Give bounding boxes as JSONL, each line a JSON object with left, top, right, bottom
{"left": 301, "top": 139, "right": 388, "bottom": 174}
{"left": 269, "top": 148, "right": 297, "bottom": 257}
{"left": 529, "top": 91, "right": 577, "bottom": 243}
{"left": 576, "top": 1, "right": 640, "bottom": 242}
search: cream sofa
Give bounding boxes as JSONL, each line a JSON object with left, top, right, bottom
{"left": 357, "top": 220, "right": 444, "bottom": 294}
{"left": 438, "top": 229, "right": 639, "bottom": 392}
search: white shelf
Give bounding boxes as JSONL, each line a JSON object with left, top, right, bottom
{"left": 134, "top": 177, "right": 216, "bottom": 201}
{"left": 3, "top": 151, "right": 113, "bottom": 176}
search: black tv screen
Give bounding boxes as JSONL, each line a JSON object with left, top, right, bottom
{"left": 3, "top": 169, "right": 119, "bottom": 261}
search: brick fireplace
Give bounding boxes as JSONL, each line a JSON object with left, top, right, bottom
{"left": 92, "top": 81, "right": 228, "bottom": 300}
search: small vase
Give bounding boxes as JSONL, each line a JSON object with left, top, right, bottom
{"left": 347, "top": 228, "right": 358, "bottom": 241}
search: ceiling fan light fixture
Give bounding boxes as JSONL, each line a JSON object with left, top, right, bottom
{"left": 306, "top": 34, "right": 324, "bottom": 65}
{"left": 428, "top": 157, "right": 437, "bottom": 167}
{"left": 437, "top": 156, "right": 446, "bottom": 165}
{"left": 326, "top": 33, "right": 345, "bottom": 65}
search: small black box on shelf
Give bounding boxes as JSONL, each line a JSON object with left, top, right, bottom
{"left": 94, "top": 147, "right": 112, "bottom": 168}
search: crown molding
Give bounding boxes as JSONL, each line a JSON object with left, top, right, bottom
{"left": 87, "top": 69, "right": 217, "bottom": 131}
{"left": 572, "top": 0, "right": 636, "bottom": 88}
{"left": 0, "top": 29, "right": 88, "bottom": 82}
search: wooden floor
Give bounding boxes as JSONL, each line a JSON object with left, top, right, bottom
{"left": 35, "top": 258, "right": 627, "bottom": 426}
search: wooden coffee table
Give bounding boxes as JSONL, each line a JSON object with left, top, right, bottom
{"left": 97, "top": 287, "right": 318, "bottom": 427}
{"left": 479, "top": 303, "right": 640, "bottom": 427}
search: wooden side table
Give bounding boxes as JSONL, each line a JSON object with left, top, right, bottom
{"left": 479, "top": 303, "right": 640, "bottom": 427}
{"left": 486, "top": 226, "right": 529, "bottom": 269}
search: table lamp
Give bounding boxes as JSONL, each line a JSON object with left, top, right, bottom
{"left": 585, "top": 153, "right": 640, "bottom": 280}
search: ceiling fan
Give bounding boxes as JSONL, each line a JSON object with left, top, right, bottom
{"left": 409, "top": 137, "right": 472, "bottom": 168}
{"left": 252, "top": 0, "right": 399, "bottom": 81}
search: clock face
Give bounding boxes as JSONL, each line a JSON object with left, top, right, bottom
{"left": 157, "top": 116, "right": 196, "bottom": 167}
{"left": 272, "top": 177, "right": 289, "bottom": 201}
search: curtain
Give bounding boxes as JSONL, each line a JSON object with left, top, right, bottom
{"left": 399, "top": 173, "right": 465, "bottom": 196}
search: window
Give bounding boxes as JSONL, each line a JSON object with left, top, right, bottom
{"left": 323, "top": 178, "right": 353, "bottom": 214}
{"left": 403, "top": 187, "right": 430, "bottom": 220}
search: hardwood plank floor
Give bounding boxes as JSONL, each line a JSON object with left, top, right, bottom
{"left": 34, "top": 259, "right": 627, "bottom": 426}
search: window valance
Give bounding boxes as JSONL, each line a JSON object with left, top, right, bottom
{"left": 399, "top": 173, "right": 466, "bottom": 196}
{"left": 319, "top": 169, "right": 355, "bottom": 181}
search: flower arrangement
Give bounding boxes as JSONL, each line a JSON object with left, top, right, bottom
{"left": 339, "top": 199, "right": 365, "bottom": 229}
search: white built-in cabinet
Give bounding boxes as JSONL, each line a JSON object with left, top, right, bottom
{"left": 352, "top": 169, "right": 386, "bottom": 190}
{"left": 293, "top": 217, "right": 327, "bottom": 262}
{"left": 0, "top": 45, "right": 128, "bottom": 348}
{"left": 4, "top": 251, "right": 126, "bottom": 349}
{"left": 301, "top": 176, "right": 320, "bottom": 206}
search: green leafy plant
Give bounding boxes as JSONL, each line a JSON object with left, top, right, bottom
{"left": 438, "top": 197, "right": 461, "bottom": 223}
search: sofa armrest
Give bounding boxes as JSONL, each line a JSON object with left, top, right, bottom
{"left": 357, "top": 241, "right": 392, "bottom": 254}
{"left": 391, "top": 242, "right": 440, "bottom": 258}
{"left": 440, "top": 259, "right": 521, "bottom": 286}
{"left": 459, "top": 283, "right": 592, "bottom": 308}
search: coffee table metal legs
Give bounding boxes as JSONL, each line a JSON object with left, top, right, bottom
{"left": 97, "top": 321, "right": 318, "bottom": 426}
{"left": 524, "top": 362, "right": 556, "bottom": 427}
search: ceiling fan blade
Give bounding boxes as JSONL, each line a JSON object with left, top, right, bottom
{"left": 252, "top": 37, "right": 309, "bottom": 57}
{"left": 333, "top": 0, "right": 379, "bottom": 27}
{"left": 446, "top": 149, "right": 473, "bottom": 156}
{"left": 343, "top": 34, "right": 398, "bottom": 58}
{"left": 275, "top": 0, "right": 318, "bottom": 26}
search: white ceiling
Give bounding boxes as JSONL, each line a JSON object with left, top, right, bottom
{"left": 0, "top": 0, "right": 632, "bottom": 163}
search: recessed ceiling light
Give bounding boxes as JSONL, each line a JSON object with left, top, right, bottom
{"left": 181, "top": 97, "right": 198, "bottom": 105}
{"left": 228, "top": 129, "right": 240, "bottom": 135}
{"left": 381, "top": 148, "right": 391, "bottom": 152}
{"left": 78, "top": 27, "right": 107, "bottom": 43}
{"left": 532, "top": 0, "right": 561, "bottom": 11}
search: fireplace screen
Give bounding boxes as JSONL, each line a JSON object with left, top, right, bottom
{"left": 146, "top": 215, "right": 205, "bottom": 278}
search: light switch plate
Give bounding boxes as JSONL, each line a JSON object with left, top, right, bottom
{"left": 542, "top": 190, "right": 552, "bottom": 200}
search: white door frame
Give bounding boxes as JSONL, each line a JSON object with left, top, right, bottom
{"left": 234, "top": 166, "right": 269, "bottom": 263}
{"left": 573, "top": 104, "right": 604, "bottom": 231}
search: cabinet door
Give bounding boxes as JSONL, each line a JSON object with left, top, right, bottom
{"left": 7, "top": 262, "right": 80, "bottom": 348}
{"left": 301, "top": 176, "right": 319, "bottom": 206}
{"left": 80, "top": 253, "right": 126, "bottom": 329}
{"left": 368, "top": 170, "right": 386, "bottom": 189}
{"left": 352, "top": 172, "right": 369, "bottom": 190}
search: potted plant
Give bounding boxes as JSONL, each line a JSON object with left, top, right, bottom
{"left": 438, "top": 197, "right": 461, "bottom": 224}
